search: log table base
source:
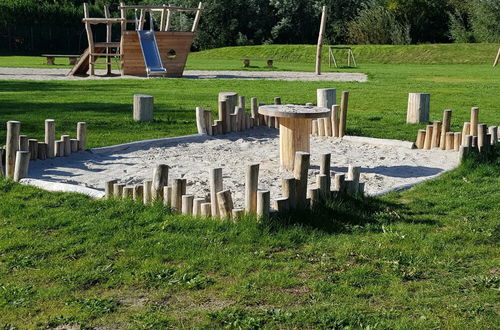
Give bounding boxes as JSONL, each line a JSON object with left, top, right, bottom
{"left": 259, "top": 104, "right": 330, "bottom": 170}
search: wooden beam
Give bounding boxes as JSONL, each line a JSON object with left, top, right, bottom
{"left": 315, "top": 6, "right": 328, "bottom": 75}
{"left": 118, "top": 5, "right": 204, "bottom": 12}
{"left": 493, "top": 47, "right": 500, "bottom": 67}
{"left": 191, "top": 2, "right": 203, "bottom": 32}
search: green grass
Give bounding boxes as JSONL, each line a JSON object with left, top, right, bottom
{"left": 0, "top": 148, "right": 498, "bottom": 328}
{"left": 0, "top": 44, "right": 499, "bottom": 327}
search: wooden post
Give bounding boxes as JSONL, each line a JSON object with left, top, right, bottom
{"left": 462, "top": 122, "right": 471, "bottom": 145}
{"left": 61, "top": 135, "right": 70, "bottom": 156}
{"left": 274, "top": 97, "right": 281, "bottom": 105}
{"left": 83, "top": 3, "right": 95, "bottom": 76}
{"left": 312, "top": 120, "right": 318, "bottom": 136}
{"left": 165, "top": 9, "right": 172, "bottom": 31}
{"left": 282, "top": 177, "right": 297, "bottom": 208}
{"left": 204, "top": 110, "right": 212, "bottom": 135}
{"left": 424, "top": 125, "right": 433, "bottom": 150}
{"left": 37, "top": 143, "right": 47, "bottom": 160}
{"left": 294, "top": 152, "right": 310, "bottom": 209}
{"left": 416, "top": 130, "right": 426, "bottom": 149}
{"left": 113, "top": 183, "right": 125, "bottom": 198}
{"left": 333, "top": 173, "right": 345, "bottom": 193}
{"left": 196, "top": 107, "right": 207, "bottom": 134}
{"left": 77, "top": 122, "right": 87, "bottom": 151}
{"left": 19, "top": 135, "right": 29, "bottom": 151}
{"left": 13, "top": 151, "right": 30, "bottom": 182}
{"left": 182, "top": 195, "right": 194, "bottom": 215}
{"left": 440, "top": 109, "right": 452, "bottom": 150}
{"left": 477, "top": 124, "right": 487, "bottom": 152}
{"left": 6, "top": 120, "right": 21, "bottom": 179}
{"left": 489, "top": 126, "right": 498, "bottom": 145}
{"left": 152, "top": 164, "right": 169, "bottom": 202}
{"left": 133, "top": 95, "right": 154, "bottom": 122}
{"left": 239, "top": 95, "right": 246, "bottom": 111}
{"left": 210, "top": 168, "right": 223, "bottom": 217}
{"left": 104, "top": 5, "right": 112, "bottom": 75}
{"left": 28, "top": 139, "right": 38, "bottom": 160}
{"left": 133, "top": 184, "right": 144, "bottom": 201}
{"left": 191, "top": 2, "right": 203, "bottom": 32}
{"left": 317, "top": 89, "right": 335, "bottom": 136}
{"left": 123, "top": 187, "right": 133, "bottom": 199}
{"left": 470, "top": 107, "right": 479, "bottom": 136}
{"left": 245, "top": 163, "right": 259, "bottom": 214}
{"left": 406, "top": 93, "right": 430, "bottom": 124}
{"left": 494, "top": 47, "right": 500, "bottom": 67}
{"left": 339, "top": 91, "right": 349, "bottom": 137}
{"left": 163, "top": 186, "right": 172, "bottom": 206}
{"left": 55, "top": 141, "right": 64, "bottom": 157}
{"left": 201, "top": 202, "right": 212, "bottom": 217}
{"left": 105, "top": 180, "right": 117, "bottom": 198}
{"left": 251, "top": 97, "right": 259, "bottom": 125}
{"left": 232, "top": 208, "right": 245, "bottom": 219}
{"left": 315, "top": 6, "right": 328, "bottom": 75}
{"left": 318, "top": 119, "right": 325, "bottom": 136}
{"left": 120, "top": 2, "right": 126, "bottom": 32}
{"left": 464, "top": 135, "right": 473, "bottom": 148}
{"left": 307, "top": 188, "right": 320, "bottom": 207}
{"left": 193, "top": 198, "right": 205, "bottom": 216}
{"left": 274, "top": 197, "right": 290, "bottom": 214}
{"left": 454, "top": 132, "right": 462, "bottom": 151}
{"left": 172, "top": 179, "right": 186, "bottom": 211}
{"left": 45, "top": 119, "right": 55, "bottom": 158}
{"left": 70, "top": 139, "right": 79, "bottom": 152}
{"left": 218, "top": 100, "right": 229, "bottom": 134}
{"left": 332, "top": 105, "right": 340, "bottom": 137}
{"left": 218, "top": 92, "right": 237, "bottom": 132}
{"left": 236, "top": 106, "right": 246, "bottom": 131}
{"left": 216, "top": 190, "right": 233, "bottom": 219}
{"left": 316, "top": 174, "right": 329, "bottom": 198}
{"left": 347, "top": 165, "right": 360, "bottom": 193}
{"left": 445, "top": 132, "right": 454, "bottom": 150}
{"left": 257, "top": 190, "right": 270, "bottom": 218}
{"left": 431, "top": 120, "right": 441, "bottom": 148}
{"left": 143, "top": 180, "right": 152, "bottom": 204}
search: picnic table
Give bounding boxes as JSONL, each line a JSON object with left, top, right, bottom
{"left": 42, "top": 54, "right": 80, "bottom": 65}
{"left": 259, "top": 104, "right": 330, "bottom": 170}
{"left": 241, "top": 58, "right": 275, "bottom": 68}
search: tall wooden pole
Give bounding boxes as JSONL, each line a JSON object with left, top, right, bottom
{"left": 493, "top": 47, "right": 500, "bottom": 67}
{"left": 315, "top": 6, "right": 328, "bottom": 75}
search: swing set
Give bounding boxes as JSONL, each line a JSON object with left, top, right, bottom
{"left": 68, "top": 2, "right": 203, "bottom": 77}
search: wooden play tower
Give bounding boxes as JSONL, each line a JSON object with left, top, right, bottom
{"left": 68, "top": 2, "right": 203, "bottom": 77}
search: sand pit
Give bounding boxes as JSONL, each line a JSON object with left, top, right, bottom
{"left": 27, "top": 127, "right": 459, "bottom": 205}
{"left": 0, "top": 67, "right": 367, "bottom": 82}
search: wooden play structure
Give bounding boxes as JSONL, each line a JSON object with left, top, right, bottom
{"left": 68, "top": 2, "right": 203, "bottom": 77}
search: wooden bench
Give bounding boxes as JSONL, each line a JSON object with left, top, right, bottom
{"left": 42, "top": 54, "right": 80, "bottom": 65}
{"left": 241, "top": 58, "right": 275, "bottom": 68}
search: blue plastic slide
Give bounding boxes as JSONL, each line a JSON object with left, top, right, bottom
{"left": 137, "top": 30, "right": 167, "bottom": 77}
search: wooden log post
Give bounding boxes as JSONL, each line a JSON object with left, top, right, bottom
{"left": 193, "top": 198, "right": 205, "bottom": 216}
{"left": 464, "top": 135, "right": 473, "bottom": 148}
{"left": 123, "top": 186, "right": 133, "bottom": 199}
{"left": 315, "top": 5, "right": 328, "bottom": 75}
{"left": 274, "top": 97, "right": 282, "bottom": 105}
{"left": 317, "top": 88, "right": 336, "bottom": 136}
{"left": 37, "top": 143, "right": 47, "bottom": 160}
{"left": 210, "top": 168, "right": 223, "bottom": 217}
{"left": 28, "top": 139, "right": 38, "bottom": 160}
{"left": 152, "top": 164, "right": 169, "bottom": 202}
{"left": 218, "top": 100, "right": 229, "bottom": 134}
{"left": 13, "top": 151, "right": 30, "bottom": 182}
{"left": 423, "top": 125, "right": 433, "bottom": 150}
{"left": 133, "top": 94, "right": 154, "bottom": 122}
{"left": 416, "top": 130, "right": 426, "bottom": 149}
{"left": 113, "top": 183, "right": 125, "bottom": 198}
{"left": 339, "top": 91, "right": 349, "bottom": 137}
{"left": 45, "top": 119, "right": 55, "bottom": 158}
{"left": 282, "top": 177, "right": 297, "bottom": 209}
{"left": 274, "top": 197, "right": 290, "bottom": 214}
{"left": 347, "top": 165, "right": 360, "bottom": 193}
{"left": 318, "top": 119, "right": 326, "bottom": 136}
{"left": 316, "top": 174, "right": 329, "bottom": 198}
{"left": 143, "top": 180, "right": 153, "bottom": 204}
{"left": 196, "top": 107, "right": 207, "bottom": 134}
{"left": 470, "top": 107, "right": 479, "bottom": 136}
{"left": 431, "top": 120, "right": 442, "bottom": 148}
{"left": 236, "top": 106, "right": 246, "bottom": 131}
{"left": 251, "top": 97, "right": 259, "bottom": 126}
{"left": 232, "top": 208, "right": 245, "bottom": 220}
{"left": 77, "top": 122, "right": 87, "bottom": 151}
{"left": 333, "top": 173, "right": 346, "bottom": 193}
{"left": 172, "top": 178, "right": 186, "bottom": 211}
{"left": 201, "top": 202, "right": 212, "bottom": 217}
{"left": 462, "top": 122, "right": 471, "bottom": 145}
{"left": 406, "top": 93, "right": 430, "bottom": 124}
{"left": 477, "top": 124, "right": 487, "bottom": 152}
{"left": 294, "top": 152, "right": 310, "bottom": 209}
{"left": 70, "top": 139, "right": 79, "bottom": 152}
{"left": 55, "top": 141, "right": 64, "bottom": 157}
{"left": 6, "top": 120, "right": 21, "bottom": 179}
{"left": 439, "top": 109, "right": 452, "bottom": 150}
{"left": 216, "top": 190, "right": 234, "bottom": 219}
{"left": 239, "top": 95, "right": 246, "bottom": 112}
{"left": 218, "top": 92, "right": 238, "bottom": 132}
{"left": 19, "top": 135, "right": 29, "bottom": 151}
{"left": 454, "top": 132, "right": 462, "bottom": 151}
{"left": 307, "top": 188, "right": 320, "bottom": 207}
{"left": 488, "top": 126, "right": 498, "bottom": 145}
{"left": 181, "top": 195, "right": 194, "bottom": 215}
{"left": 257, "top": 190, "right": 270, "bottom": 218}
{"left": 230, "top": 114, "right": 238, "bottom": 132}
{"left": 204, "top": 110, "right": 213, "bottom": 135}
{"left": 445, "top": 132, "right": 454, "bottom": 150}
{"left": 133, "top": 184, "right": 144, "bottom": 201}
{"left": 319, "top": 153, "right": 331, "bottom": 190}
{"left": 312, "top": 120, "right": 318, "bottom": 136}
{"left": 332, "top": 105, "right": 340, "bottom": 137}
{"left": 163, "top": 186, "right": 172, "bottom": 206}
{"left": 104, "top": 179, "right": 118, "bottom": 198}
{"left": 245, "top": 163, "right": 259, "bottom": 214}
{"left": 61, "top": 135, "right": 70, "bottom": 156}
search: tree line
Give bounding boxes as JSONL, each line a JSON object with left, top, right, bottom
{"left": 0, "top": 0, "right": 498, "bottom": 53}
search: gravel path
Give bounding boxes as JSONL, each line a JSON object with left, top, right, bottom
{"left": 0, "top": 67, "right": 367, "bottom": 82}
{"left": 27, "top": 127, "right": 459, "bottom": 206}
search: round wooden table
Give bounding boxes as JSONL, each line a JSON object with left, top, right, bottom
{"left": 259, "top": 104, "right": 331, "bottom": 170}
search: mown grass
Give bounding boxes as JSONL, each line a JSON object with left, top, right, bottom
{"left": 0, "top": 147, "right": 498, "bottom": 328}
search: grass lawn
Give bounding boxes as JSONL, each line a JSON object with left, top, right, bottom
{"left": 0, "top": 44, "right": 499, "bottom": 328}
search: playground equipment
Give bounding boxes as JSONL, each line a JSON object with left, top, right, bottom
{"left": 68, "top": 2, "right": 203, "bottom": 77}
{"left": 494, "top": 47, "right": 500, "bottom": 67}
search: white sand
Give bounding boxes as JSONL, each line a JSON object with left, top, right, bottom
{"left": 27, "top": 127, "right": 459, "bottom": 205}
{"left": 0, "top": 67, "right": 367, "bottom": 82}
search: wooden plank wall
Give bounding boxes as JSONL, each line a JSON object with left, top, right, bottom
{"left": 121, "top": 31, "right": 194, "bottom": 77}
